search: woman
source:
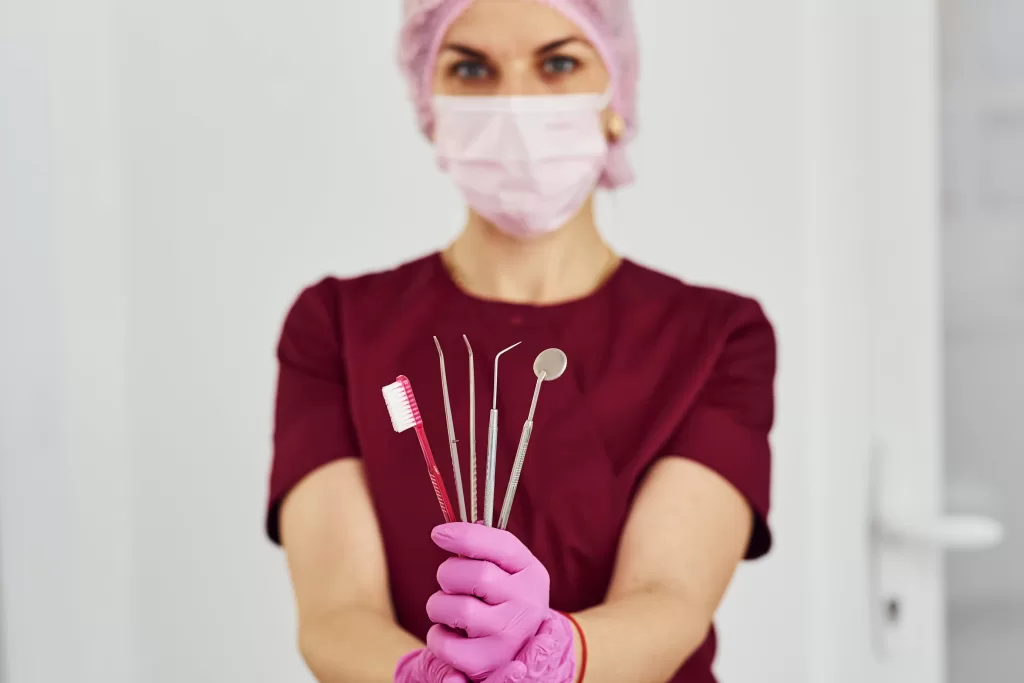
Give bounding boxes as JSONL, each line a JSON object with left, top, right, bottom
{"left": 266, "top": 1, "right": 776, "bottom": 682}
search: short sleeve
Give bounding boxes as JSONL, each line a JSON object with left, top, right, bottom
{"left": 265, "top": 279, "right": 360, "bottom": 545}
{"left": 667, "top": 298, "right": 777, "bottom": 559}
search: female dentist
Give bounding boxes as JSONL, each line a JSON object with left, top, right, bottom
{"left": 267, "top": 1, "right": 776, "bottom": 682}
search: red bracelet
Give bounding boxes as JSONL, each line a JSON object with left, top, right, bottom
{"left": 559, "top": 612, "right": 588, "bottom": 683}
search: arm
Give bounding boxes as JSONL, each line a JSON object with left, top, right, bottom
{"left": 273, "top": 283, "right": 421, "bottom": 682}
{"left": 282, "top": 458, "right": 422, "bottom": 683}
{"left": 566, "top": 299, "right": 777, "bottom": 682}
{"left": 568, "top": 456, "right": 752, "bottom": 683}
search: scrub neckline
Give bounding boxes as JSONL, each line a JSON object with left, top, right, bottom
{"left": 429, "top": 250, "right": 631, "bottom": 319}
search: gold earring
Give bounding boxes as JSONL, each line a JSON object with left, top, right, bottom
{"left": 607, "top": 111, "right": 625, "bottom": 142}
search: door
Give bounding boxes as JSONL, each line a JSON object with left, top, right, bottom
{"left": 863, "top": 0, "right": 1007, "bottom": 674}
{"left": 802, "top": 2, "right": 1005, "bottom": 682}
{"left": 941, "top": 0, "right": 1024, "bottom": 680}
{"left": 870, "top": 2, "right": 1021, "bottom": 681}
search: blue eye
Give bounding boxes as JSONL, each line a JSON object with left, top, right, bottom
{"left": 542, "top": 55, "right": 580, "bottom": 75}
{"left": 451, "top": 60, "right": 491, "bottom": 81}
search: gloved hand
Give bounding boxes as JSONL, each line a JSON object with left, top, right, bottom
{"left": 394, "top": 649, "right": 466, "bottom": 683}
{"left": 510, "top": 613, "right": 576, "bottom": 683}
{"left": 394, "top": 648, "right": 527, "bottom": 683}
{"left": 424, "top": 523, "right": 576, "bottom": 683}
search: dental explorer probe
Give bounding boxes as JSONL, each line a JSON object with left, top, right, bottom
{"left": 485, "top": 341, "right": 521, "bottom": 527}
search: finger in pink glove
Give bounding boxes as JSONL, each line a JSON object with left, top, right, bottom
{"left": 406, "top": 616, "right": 575, "bottom": 683}
{"left": 394, "top": 649, "right": 528, "bottom": 683}
{"left": 425, "top": 523, "right": 551, "bottom": 680}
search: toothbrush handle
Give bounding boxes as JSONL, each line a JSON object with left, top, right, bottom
{"left": 415, "top": 425, "right": 455, "bottom": 523}
{"left": 498, "top": 420, "right": 533, "bottom": 531}
{"left": 430, "top": 464, "right": 455, "bottom": 524}
{"left": 485, "top": 409, "right": 498, "bottom": 527}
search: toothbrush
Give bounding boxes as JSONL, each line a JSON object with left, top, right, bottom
{"left": 382, "top": 375, "right": 456, "bottom": 523}
{"left": 485, "top": 341, "right": 521, "bottom": 527}
{"left": 434, "top": 337, "right": 468, "bottom": 523}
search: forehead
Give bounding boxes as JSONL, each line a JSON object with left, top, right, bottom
{"left": 443, "top": 0, "right": 585, "bottom": 53}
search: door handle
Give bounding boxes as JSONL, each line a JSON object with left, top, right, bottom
{"left": 874, "top": 514, "right": 1004, "bottom": 551}
{"left": 867, "top": 443, "right": 1005, "bottom": 656}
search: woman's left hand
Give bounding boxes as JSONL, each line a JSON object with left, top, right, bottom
{"left": 394, "top": 648, "right": 528, "bottom": 683}
{"left": 425, "top": 523, "right": 551, "bottom": 681}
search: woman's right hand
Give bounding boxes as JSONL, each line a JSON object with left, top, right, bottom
{"left": 395, "top": 649, "right": 527, "bottom": 683}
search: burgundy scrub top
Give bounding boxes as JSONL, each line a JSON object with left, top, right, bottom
{"left": 267, "top": 252, "right": 776, "bottom": 683}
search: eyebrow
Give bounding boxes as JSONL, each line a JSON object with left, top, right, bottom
{"left": 441, "top": 36, "right": 589, "bottom": 60}
{"left": 537, "top": 37, "right": 587, "bottom": 54}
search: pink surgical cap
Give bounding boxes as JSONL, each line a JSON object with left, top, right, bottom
{"left": 398, "top": 0, "right": 639, "bottom": 189}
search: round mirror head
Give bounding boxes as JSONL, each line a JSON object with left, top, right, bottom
{"left": 533, "top": 348, "right": 567, "bottom": 381}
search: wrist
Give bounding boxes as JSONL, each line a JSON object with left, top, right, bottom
{"left": 557, "top": 612, "right": 587, "bottom": 683}
{"left": 394, "top": 649, "right": 422, "bottom": 682}
{"left": 512, "top": 611, "right": 577, "bottom": 683}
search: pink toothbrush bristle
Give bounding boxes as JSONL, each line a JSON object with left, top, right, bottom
{"left": 397, "top": 376, "right": 422, "bottom": 424}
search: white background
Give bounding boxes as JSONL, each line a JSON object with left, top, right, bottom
{"left": 1, "top": 1, "right": 1014, "bottom": 682}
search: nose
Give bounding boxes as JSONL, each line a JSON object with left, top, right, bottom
{"left": 494, "top": 56, "right": 548, "bottom": 96}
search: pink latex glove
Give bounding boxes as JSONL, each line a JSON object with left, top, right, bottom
{"left": 394, "top": 648, "right": 527, "bottom": 683}
{"left": 510, "top": 613, "right": 576, "bottom": 683}
{"left": 425, "top": 523, "right": 575, "bottom": 682}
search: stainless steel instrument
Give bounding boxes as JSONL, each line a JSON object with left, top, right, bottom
{"left": 498, "top": 348, "right": 567, "bottom": 530}
{"left": 485, "top": 341, "right": 521, "bottom": 527}
{"left": 463, "top": 335, "right": 477, "bottom": 523}
{"left": 434, "top": 336, "right": 467, "bottom": 523}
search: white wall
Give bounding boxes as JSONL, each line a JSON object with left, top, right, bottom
{"left": 1, "top": 1, "right": 885, "bottom": 681}
{"left": 1, "top": 1, "right": 136, "bottom": 682}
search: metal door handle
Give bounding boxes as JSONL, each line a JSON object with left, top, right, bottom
{"left": 868, "top": 444, "right": 1005, "bottom": 656}
{"left": 874, "top": 514, "right": 1004, "bottom": 551}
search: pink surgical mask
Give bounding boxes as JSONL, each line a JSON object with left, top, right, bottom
{"left": 432, "top": 91, "right": 611, "bottom": 238}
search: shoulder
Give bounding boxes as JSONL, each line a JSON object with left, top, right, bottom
{"left": 290, "top": 253, "right": 437, "bottom": 311}
{"left": 618, "top": 258, "right": 775, "bottom": 345}
{"left": 340, "top": 252, "right": 440, "bottom": 308}
{"left": 283, "top": 253, "right": 439, "bottom": 325}
{"left": 278, "top": 253, "right": 440, "bottom": 358}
